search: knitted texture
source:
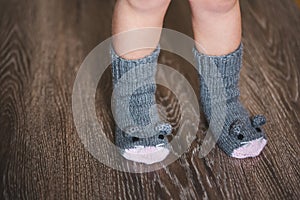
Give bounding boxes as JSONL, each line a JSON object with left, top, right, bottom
{"left": 111, "top": 46, "right": 172, "bottom": 153}
{"left": 193, "top": 44, "right": 267, "bottom": 157}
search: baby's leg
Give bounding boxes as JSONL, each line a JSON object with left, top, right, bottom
{"left": 189, "top": 0, "right": 267, "bottom": 158}
{"left": 190, "top": 0, "right": 241, "bottom": 55}
{"left": 112, "top": 0, "right": 171, "bottom": 59}
{"left": 111, "top": 0, "right": 172, "bottom": 164}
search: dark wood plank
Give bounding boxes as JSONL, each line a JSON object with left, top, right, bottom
{"left": 0, "top": 0, "right": 299, "bottom": 199}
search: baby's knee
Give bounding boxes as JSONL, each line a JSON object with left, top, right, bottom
{"left": 125, "top": 0, "right": 171, "bottom": 12}
{"left": 189, "top": 0, "right": 238, "bottom": 13}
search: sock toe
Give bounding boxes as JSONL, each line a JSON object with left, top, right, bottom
{"left": 123, "top": 146, "right": 170, "bottom": 164}
{"left": 231, "top": 137, "right": 267, "bottom": 158}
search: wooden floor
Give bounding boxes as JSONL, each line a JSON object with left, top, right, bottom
{"left": 0, "top": 0, "right": 299, "bottom": 199}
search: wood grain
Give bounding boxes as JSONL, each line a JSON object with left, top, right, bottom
{"left": 0, "top": 0, "right": 299, "bottom": 199}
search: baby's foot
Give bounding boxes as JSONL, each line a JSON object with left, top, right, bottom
{"left": 194, "top": 44, "right": 267, "bottom": 158}
{"left": 111, "top": 46, "right": 172, "bottom": 164}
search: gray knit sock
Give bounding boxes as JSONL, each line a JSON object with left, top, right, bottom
{"left": 111, "top": 46, "right": 172, "bottom": 164}
{"left": 194, "top": 44, "right": 267, "bottom": 158}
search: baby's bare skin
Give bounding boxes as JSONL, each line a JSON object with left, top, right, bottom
{"left": 112, "top": 0, "right": 241, "bottom": 58}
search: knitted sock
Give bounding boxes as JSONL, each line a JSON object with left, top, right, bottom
{"left": 194, "top": 44, "right": 267, "bottom": 158}
{"left": 111, "top": 46, "right": 172, "bottom": 164}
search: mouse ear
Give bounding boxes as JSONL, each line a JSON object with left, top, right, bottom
{"left": 123, "top": 126, "right": 141, "bottom": 138}
{"left": 230, "top": 120, "right": 243, "bottom": 136}
{"left": 154, "top": 122, "right": 172, "bottom": 135}
{"left": 251, "top": 115, "right": 266, "bottom": 128}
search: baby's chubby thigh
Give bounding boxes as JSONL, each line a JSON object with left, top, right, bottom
{"left": 121, "top": 0, "right": 171, "bottom": 13}
{"left": 188, "top": 0, "right": 238, "bottom": 13}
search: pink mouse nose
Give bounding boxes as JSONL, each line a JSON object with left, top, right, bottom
{"left": 231, "top": 137, "right": 267, "bottom": 158}
{"left": 123, "top": 145, "right": 170, "bottom": 164}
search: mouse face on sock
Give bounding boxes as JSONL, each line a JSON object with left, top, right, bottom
{"left": 230, "top": 115, "right": 266, "bottom": 141}
{"left": 115, "top": 122, "right": 172, "bottom": 150}
{"left": 217, "top": 115, "right": 267, "bottom": 156}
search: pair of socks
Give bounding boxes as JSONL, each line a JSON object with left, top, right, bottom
{"left": 111, "top": 44, "right": 267, "bottom": 164}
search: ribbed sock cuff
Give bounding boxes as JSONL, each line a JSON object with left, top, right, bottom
{"left": 193, "top": 44, "right": 243, "bottom": 78}
{"left": 111, "top": 45, "right": 160, "bottom": 86}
